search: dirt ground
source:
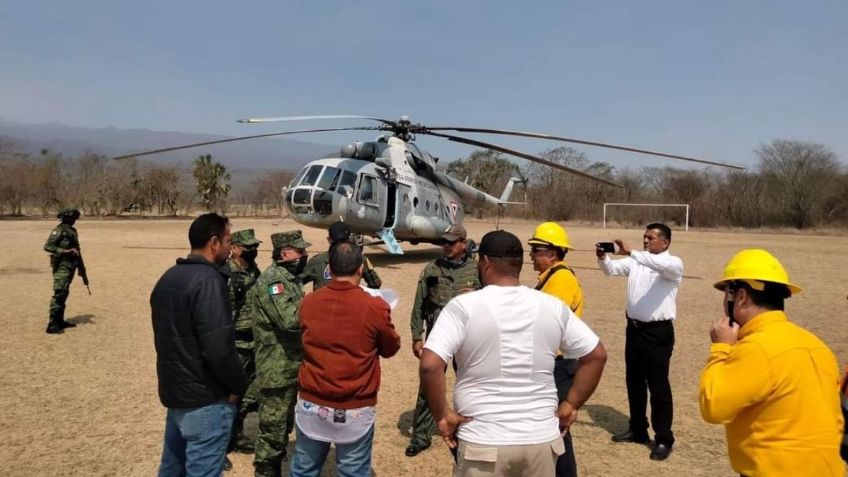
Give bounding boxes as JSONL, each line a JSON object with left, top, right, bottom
{"left": 1, "top": 218, "right": 845, "bottom": 477}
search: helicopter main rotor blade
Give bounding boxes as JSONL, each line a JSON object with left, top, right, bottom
{"left": 424, "top": 126, "right": 744, "bottom": 170}
{"left": 237, "top": 114, "right": 397, "bottom": 126}
{"left": 112, "top": 127, "right": 379, "bottom": 160}
{"left": 425, "top": 131, "right": 623, "bottom": 188}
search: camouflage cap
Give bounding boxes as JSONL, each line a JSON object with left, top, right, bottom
{"left": 57, "top": 208, "right": 81, "bottom": 219}
{"left": 271, "top": 230, "right": 311, "bottom": 250}
{"left": 231, "top": 228, "right": 261, "bottom": 246}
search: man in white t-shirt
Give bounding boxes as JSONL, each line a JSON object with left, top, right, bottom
{"left": 420, "top": 230, "right": 607, "bottom": 476}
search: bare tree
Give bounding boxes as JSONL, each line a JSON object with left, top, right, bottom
{"left": 757, "top": 140, "right": 841, "bottom": 228}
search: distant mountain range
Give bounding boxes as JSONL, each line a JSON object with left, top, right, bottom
{"left": 0, "top": 119, "right": 337, "bottom": 171}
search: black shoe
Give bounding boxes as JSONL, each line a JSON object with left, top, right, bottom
{"left": 405, "top": 441, "right": 431, "bottom": 457}
{"left": 60, "top": 321, "right": 77, "bottom": 328}
{"left": 611, "top": 429, "right": 650, "bottom": 444}
{"left": 650, "top": 443, "right": 673, "bottom": 461}
{"left": 46, "top": 325, "right": 64, "bottom": 334}
{"left": 223, "top": 456, "right": 233, "bottom": 472}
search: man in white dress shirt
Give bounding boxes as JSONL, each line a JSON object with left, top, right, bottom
{"left": 421, "top": 230, "right": 607, "bottom": 476}
{"left": 596, "top": 223, "right": 682, "bottom": 461}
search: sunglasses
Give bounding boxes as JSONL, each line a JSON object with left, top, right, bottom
{"left": 529, "top": 246, "right": 554, "bottom": 254}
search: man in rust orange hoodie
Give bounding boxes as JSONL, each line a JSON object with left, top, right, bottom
{"left": 289, "top": 241, "right": 401, "bottom": 477}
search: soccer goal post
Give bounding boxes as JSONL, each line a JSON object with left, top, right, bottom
{"left": 603, "top": 203, "right": 690, "bottom": 231}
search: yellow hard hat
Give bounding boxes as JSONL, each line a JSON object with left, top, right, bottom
{"left": 713, "top": 249, "right": 802, "bottom": 295}
{"left": 528, "top": 221, "right": 571, "bottom": 249}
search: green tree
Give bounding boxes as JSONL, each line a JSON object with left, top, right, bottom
{"left": 192, "top": 154, "right": 231, "bottom": 212}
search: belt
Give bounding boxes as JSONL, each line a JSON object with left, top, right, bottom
{"left": 235, "top": 329, "right": 254, "bottom": 341}
{"left": 627, "top": 318, "right": 672, "bottom": 329}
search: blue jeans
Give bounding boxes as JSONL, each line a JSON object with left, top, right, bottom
{"left": 289, "top": 423, "right": 374, "bottom": 477}
{"left": 158, "top": 401, "right": 236, "bottom": 477}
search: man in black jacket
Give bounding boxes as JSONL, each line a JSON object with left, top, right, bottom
{"left": 151, "top": 213, "right": 248, "bottom": 477}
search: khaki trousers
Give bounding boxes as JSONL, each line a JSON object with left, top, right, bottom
{"left": 454, "top": 437, "right": 565, "bottom": 477}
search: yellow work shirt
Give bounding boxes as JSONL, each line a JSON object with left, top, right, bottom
{"left": 536, "top": 263, "right": 584, "bottom": 318}
{"left": 699, "top": 310, "right": 844, "bottom": 476}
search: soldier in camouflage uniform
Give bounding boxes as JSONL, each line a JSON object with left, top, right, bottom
{"left": 406, "top": 224, "right": 481, "bottom": 457}
{"left": 299, "top": 221, "right": 382, "bottom": 291}
{"left": 43, "top": 208, "right": 83, "bottom": 334}
{"left": 247, "top": 230, "right": 310, "bottom": 477}
{"left": 227, "top": 229, "right": 263, "bottom": 454}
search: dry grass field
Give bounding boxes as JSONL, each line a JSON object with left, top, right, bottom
{"left": 1, "top": 218, "right": 845, "bottom": 477}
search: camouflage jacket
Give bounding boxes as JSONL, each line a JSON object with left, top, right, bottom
{"left": 227, "top": 259, "right": 261, "bottom": 335}
{"left": 410, "top": 254, "right": 481, "bottom": 341}
{"left": 248, "top": 262, "right": 304, "bottom": 388}
{"left": 299, "top": 251, "right": 382, "bottom": 291}
{"left": 44, "top": 224, "right": 79, "bottom": 266}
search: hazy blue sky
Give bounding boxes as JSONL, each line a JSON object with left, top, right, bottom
{"left": 1, "top": 0, "right": 846, "bottom": 169}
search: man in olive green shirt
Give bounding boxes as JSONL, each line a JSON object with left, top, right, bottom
{"left": 299, "top": 221, "right": 381, "bottom": 291}
{"left": 406, "top": 225, "right": 480, "bottom": 457}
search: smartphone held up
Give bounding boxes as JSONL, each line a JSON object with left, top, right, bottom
{"left": 596, "top": 242, "right": 616, "bottom": 254}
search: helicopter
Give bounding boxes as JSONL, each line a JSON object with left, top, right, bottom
{"left": 115, "top": 115, "right": 744, "bottom": 254}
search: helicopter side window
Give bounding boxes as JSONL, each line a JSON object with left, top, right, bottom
{"left": 317, "top": 166, "right": 340, "bottom": 190}
{"left": 358, "top": 175, "right": 379, "bottom": 205}
{"left": 301, "top": 165, "right": 323, "bottom": 186}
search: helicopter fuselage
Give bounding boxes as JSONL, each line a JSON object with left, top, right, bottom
{"left": 283, "top": 136, "right": 487, "bottom": 243}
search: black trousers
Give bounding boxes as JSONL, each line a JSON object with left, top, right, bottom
{"left": 554, "top": 356, "right": 578, "bottom": 477}
{"left": 624, "top": 318, "right": 675, "bottom": 446}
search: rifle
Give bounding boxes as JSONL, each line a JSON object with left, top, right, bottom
{"left": 77, "top": 251, "right": 91, "bottom": 295}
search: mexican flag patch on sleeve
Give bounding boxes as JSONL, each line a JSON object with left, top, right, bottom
{"left": 268, "top": 283, "right": 285, "bottom": 295}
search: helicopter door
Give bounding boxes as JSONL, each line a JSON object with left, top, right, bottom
{"left": 383, "top": 181, "right": 397, "bottom": 228}
{"left": 344, "top": 173, "right": 384, "bottom": 230}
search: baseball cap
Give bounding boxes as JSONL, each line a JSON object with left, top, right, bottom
{"left": 441, "top": 224, "right": 467, "bottom": 242}
{"left": 478, "top": 230, "right": 523, "bottom": 258}
{"left": 328, "top": 221, "right": 351, "bottom": 244}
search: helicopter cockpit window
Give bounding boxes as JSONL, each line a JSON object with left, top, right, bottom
{"left": 290, "top": 166, "right": 309, "bottom": 188}
{"left": 317, "top": 166, "right": 340, "bottom": 190}
{"left": 337, "top": 170, "right": 356, "bottom": 191}
{"left": 300, "top": 165, "right": 323, "bottom": 187}
{"left": 358, "top": 175, "right": 378, "bottom": 205}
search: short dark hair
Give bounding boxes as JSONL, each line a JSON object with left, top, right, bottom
{"left": 732, "top": 281, "right": 789, "bottom": 311}
{"left": 555, "top": 248, "right": 567, "bottom": 261}
{"left": 647, "top": 222, "right": 672, "bottom": 242}
{"left": 329, "top": 241, "right": 363, "bottom": 277}
{"left": 486, "top": 255, "right": 523, "bottom": 278}
{"left": 189, "top": 213, "right": 230, "bottom": 249}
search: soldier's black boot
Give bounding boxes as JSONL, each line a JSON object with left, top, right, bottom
{"left": 60, "top": 320, "right": 77, "bottom": 329}
{"left": 46, "top": 308, "right": 64, "bottom": 334}
{"left": 254, "top": 461, "right": 281, "bottom": 477}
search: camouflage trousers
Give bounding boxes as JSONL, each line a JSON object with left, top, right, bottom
{"left": 48, "top": 261, "right": 75, "bottom": 327}
{"left": 229, "top": 344, "right": 259, "bottom": 452}
{"left": 254, "top": 385, "right": 297, "bottom": 477}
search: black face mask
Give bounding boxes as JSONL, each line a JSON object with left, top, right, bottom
{"left": 279, "top": 256, "right": 307, "bottom": 276}
{"left": 241, "top": 248, "right": 258, "bottom": 263}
